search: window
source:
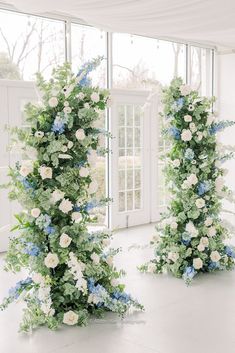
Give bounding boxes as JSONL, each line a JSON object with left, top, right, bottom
{"left": 71, "top": 23, "right": 107, "bottom": 87}
{"left": 112, "top": 33, "right": 186, "bottom": 89}
{"left": 0, "top": 9, "right": 65, "bottom": 80}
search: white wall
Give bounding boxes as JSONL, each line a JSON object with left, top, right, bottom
{"left": 218, "top": 53, "right": 235, "bottom": 216}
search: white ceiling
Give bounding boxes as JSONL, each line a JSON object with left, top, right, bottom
{"left": 3, "top": 0, "right": 235, "bottom": 49}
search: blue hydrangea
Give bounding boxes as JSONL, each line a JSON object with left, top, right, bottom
{"left": 52, "top": 116, "right": 65, "bottom": 134}
{"left": 197, "top": 181, "right": 210, "bottom": 196}
{"left": 168, "top": 126, "right": 181, "bottom": 140}
{"left": 225, "top": 246, "right": 235, "bottom": 258}
{"left": 44, "top": 226, "right": 55, "bottom": 235}
{"left": 23, "top": 242, "right": 40, "bottom": 256}
{"left": 184, "top": 148, "right": 194, "bottom": 160}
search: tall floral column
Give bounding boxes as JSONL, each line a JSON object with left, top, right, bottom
{"left": 140, "top": 78, "right": 235, "bottom": 284}
{"left": 1, "top": 60, "right": 142, "bottom": 332}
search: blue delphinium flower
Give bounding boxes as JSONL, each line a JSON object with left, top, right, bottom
{"left": 18, "top": 176, "right": 33, "bottom": 190}
{"left": 184, "top": 148, "right": 194, "bottom": 160}
{"left": 208, "top": 262, "right": 220, "bottom": 270}
{"left": 168, "top": 126, "right": 181, "bottom": 140}
{"left": 183, "top": 266, "right": 196, "bottom": 283}
{"left": 197, "top": 181, "right": 210, "bottom": 196}
{"left": 23, "top": 242, "right": 40, "bottom": 256}
{"left": 52, "top": 116, "right": 65, "bottom": 134}
{"left": 225, "top": 246, "right": 235, "bottom": 258}
{"left": 209, "top": 120, "right": 235, "bottom": 135}
{"left": 8, "top": 277, "right": 33, "bottom": 299}
{"left": 112, "top": 291, "right": 131, "bottom": 303}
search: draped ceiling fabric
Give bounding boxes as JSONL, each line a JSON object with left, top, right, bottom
{"left": 3, "top": 0, "right": 235, "bottom": 49}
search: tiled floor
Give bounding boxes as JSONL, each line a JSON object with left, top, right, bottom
{"left": 1, "top": 223, "right": 235, "bottom": 353}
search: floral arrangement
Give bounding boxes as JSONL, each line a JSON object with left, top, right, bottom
{"left": 0, "top": 59, "right": 142, "bottom": 332}
{"left": 140, "top": 77, "right": 235, "bottom": 284}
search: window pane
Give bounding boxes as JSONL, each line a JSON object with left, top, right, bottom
{"left": 71, "top": 23, "right": 107, "bottom": 87}
{"left": 112, "top": 33, "right": 186, "bottom": 89}
{"left": 0, "top": 9, "right": 65, "bottom": 80}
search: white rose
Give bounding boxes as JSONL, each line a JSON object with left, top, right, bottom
{"left": 34, "top": 131, "right": 44, "bottom": 138}
{"left": 84, "top": 103, "right": 90, "bottom": 109}
{"left": 180, "top": 84, "right": 192, "bottom": 96}
{"left": 172, "top": 159, "right": 180, "bottom": 168}
{"left": 197, "top": 244, "right": 205, "bottom": 252}
{"left": 210, "top": 250, "right": 221, "bottom": 262}
{"left": 71, "top": 212, "right": 82, "bottom": 222}
{"left": 205, "top": 217, "right": 213, "bottom": 227}
{"left": 67, "top": 141, "right": 74, "bottom": 149}
{"left": 91, "top": 252, "right": 100, "bottom": 264}
{"left": 63, "top": 310, "right": 79, "bottom": 326}
{"left": 59, "top": 233, "right": 72, "bottom": 248}
{"left": 106, "top": 256, "right": 113, "bottom": 266}
{"left": 147, "top": 262, "right": 156, "bottom": 273}
{"left": 31, "top": 208, "right": 41, "bottom": 218}
{"left": 59, "top": 198, "right": 73, "bottom": 214}
{"left": 184, "top": 114, "right": 192, "bottom": 122}
{"left": 44, "top": 253, "right": 59, "bottom": 268}
{"left": 168, "top": 252, "right": 179, "bottom": 263}
{"left": 19, "top": 160, "right": 34, "bottom": 177}
{"left": 196, "top": 198, "right": 205, "bottom": 209}
{"left": 79, "top": 167, "right": 89, "bottom": 178}
{"left": 188, "top": 174, "right": 198, "bottom": 185}
{"left": 193, "top": 257, "right": 203, "bottom": 270}
{"left": 51, "top": 189, "right": 65, "bottom": 203}
{"left": 170, "top": 221, "right": 178, "bottom": 230}
{"left": 75, "top": 128, "right": 86, "bottom": 141}
{"left": 186, "top": 221, "right": 198, "bottom": 237}
{"left": 32, "top": 273, "right": 45, "bottom": 284}
{"left": 215, "top": 177, "right": 224, "bottom": 192}
{"left": 207, "top": 226, "right": 216, "bottom": 237}
{"left": 189, "top": 122, "right": 197, "bottom": 132}
{"left": 88, "top": 180, "right": 98, "bottom": 194}
{"left": 201, "top": 237, "right": 209, "bottom": 247}
{"left": 90, "top": 92, "right": 100, "bottom": 103}
{"left": 111, "top": 278, "right": 119, "bottom": 287}
{"left": 181, "top": 129, "right": 192, "bottom": 142}
{"left": 77, "top": 92, "right": 85, "bottom": 100}
{"left": 39, "top": 166, "right": 52, "bottom": 180}
{"left": 48, "top": 97, "right": 58, "bottom": 108}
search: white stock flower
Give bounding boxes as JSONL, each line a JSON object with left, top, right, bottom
{"left": 184, "top": 114, "right": 192, "bottom": 122}
{"left": 63, "top": 311, "right": 79, "bottom": 326}
{"left": 75, "top": 128, "right": 86, "bottom": 141}
{"left": 181, "top": 129, "right": 192, "bottom": 142}
{"left": 91, "top": 252, "right": 100, "bottom": 264}
{"left": 44, "top": 253, "right": 59, "bottom": 268}
{"left": 39, "top": 166, "right": 52, "bottom": 180}
{"left": 180, "top": 84, "right": 192, "bottom": 96}
{"left": 172, "top": 159, "right": 180, "bottom": 168}
{"left": 51, "top": 189, "right": 65, "bottom": 203}
{"left": 31, "top": 208, "right": 41, "bottom": 218}
{"left": 207, "top": 226, "right": 216, "bottom": 237}
{"left": 210, "top": 251, "right": 221, "bottom": 262}
{"left": 71, "top": 212, "right": 82, "bottom": 222}
{"left": 196, "top": 198, "right": 205, "bottom": 209}
{"left": 90, "top": 92, "right": 100, "bottom": 103}
{"left": 34, "top": 131, "right": 44, "bottom": 138}
{"left": 59, "top": 233, "right": 72, "bottom": 248}
{"left": 79, "top": 167, "right": 89, "bottom": 178}
{"left": 205, "top": 217, "right": 213, "bottom": 227}
{"left": 193, "top": 257, "right": 203, "bottom": 270}
{"left": 168, "top": 252, "right": 179, "bottom": 263}
{"left": 48, "top": 97, "right": 58, "bottom": 108}
{"left": 59, "top": 198, "right": 73, "bottom": 214}
{"left": 19, "top": 160, "right": 34, "bottom": 177}
{"left": 88, "top": 180, "right": 98, "bottom": 194}
{"left": 186, "top": 221, "right": 198, "bottom": 237}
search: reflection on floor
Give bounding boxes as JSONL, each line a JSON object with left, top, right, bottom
{"left": 1, "top": 223, "right": 235, "bottom": 353}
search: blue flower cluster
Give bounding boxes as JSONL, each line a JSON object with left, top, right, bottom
{"left": 209, "top": 120, "right": 235, "bottom": 135}
{"left": 52, "top": 116, "right": 66, "bottom": 134}
{"left": 181, "top": 232, "right": 191, "bottom": 245}
{"left": 197, "top": 181, "right": 210, "bottom": 196}
{"left": 184, "top": 148, "right": 194, "bottom": 160}
{"left": 23, "top": 242, "right": 40, "bottom": 256}
{"left": 35, "top": 214, "right": 55, "bottom": 235}
{"left": 208, "top": 262, "right": 220, "bottom": 270}
{"left": 112, "top": 291, "right": 131, "bottom": 304}
{"left": 168, "top": 126, "right": 181, "bottom": 140}
{"left": 77, "top": 60, "right": 97, "bottom": 87}
{"left": 8, "top": 277, "right": 33, "bottom": 299}
{"left": 18, "top": 176, "right": 34, "bottom": 190}
{"left": 182, "top": 266, "right": 196, "bottom": 282}
{"left": 172, "top": 98, "right": 184, "bottom": 112}
{"left": 225, "top": 246, "right": 235, "bottom": 258}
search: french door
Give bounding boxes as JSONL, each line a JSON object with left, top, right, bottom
{"left": 109, "top": 89, "right": 159, "bottom": 229}
{"left": 0, "top": 80, "right": 37, "bottom": 252}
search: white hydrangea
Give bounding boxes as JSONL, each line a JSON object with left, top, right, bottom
{"left": 181, "top": 129, "right": 192, "bottom": 142}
